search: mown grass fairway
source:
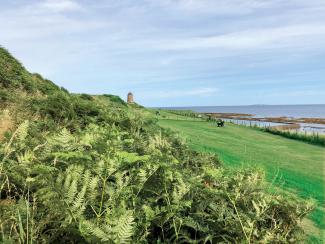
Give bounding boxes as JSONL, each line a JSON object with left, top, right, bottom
{"left": 158, "top": 118, "right": 325, "bottom": 241}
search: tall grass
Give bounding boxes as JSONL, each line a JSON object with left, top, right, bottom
{"left": 164, "top": 109, "right": 204, "bottom": 118}
{"left": 226, "top": 120, "right": 325, "bottom": 147}
{"left": 259, "top": 127, "right": 325, "bottom": 147}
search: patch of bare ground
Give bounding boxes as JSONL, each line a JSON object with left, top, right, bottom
{"left": 0, "top": 109, "right": 13, "bottom": 140}
{"left": 0, "top": 199, "right": 15, "bottom": 206}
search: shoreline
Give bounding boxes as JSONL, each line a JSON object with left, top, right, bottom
{"left": 204, "top": 112, "right": 325, "bottom": 125}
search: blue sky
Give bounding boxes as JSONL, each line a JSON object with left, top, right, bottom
{"left": 1, "top": 0, "right": 325, "bottom": 106}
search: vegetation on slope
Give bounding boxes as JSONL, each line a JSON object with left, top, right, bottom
{"left": 0, "top": 47, "right": 314, "bottom": 243}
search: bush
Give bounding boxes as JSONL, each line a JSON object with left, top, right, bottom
{"left": 79, "top": 93, "right": 94, "bottom": 101}
{"left": 0, "top": 47, "right": 35, "bottom": 91}
{"left": 34, "top": 92, "right": 75, "bottom": 122}
{"left": 103, "top": 94, "right": 127, "bottom": 106}
{"left": 73, "top": 98, "right": 99, "bottom": 117}
{"left": 60, "top": 87, "right": 70, "bottom": 94}
{"left": 31, "top": 73, "right": 61, "bottom": 95}
{"left": 0, "top": 90, "right": 11, "bottom": 103}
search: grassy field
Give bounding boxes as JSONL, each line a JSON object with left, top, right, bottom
{"left": 158, "top": 118, "right": 325, "bottom": 241}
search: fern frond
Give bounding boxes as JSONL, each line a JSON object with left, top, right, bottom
{"left": 83, "top": 170, "right": 91, "bottom": 186}
{"left": 57, "top": 128, "right": 74, "bottom": 145}
{"left": 47, "top": 128, "right": 79, "bottom": 151}
{"left": 16, "top": 120, "right": 29, "bottom": 142}
{"left": 95, "top": 160, "right": 105, "bottom": 178}
{"left": 117, "top": 151, "right": 150, "bottom": 164}
{"left": 62, "top": 172, "right": 72, "bottom": 192}
{"left": 16, "top": 150, "right": 34, "bottom": 164}
{"left": 81, "top": 220, "right": 112, "bottom": 242}
{"left": 66, "top": 179, "right": 78, "bottom": 204}
{"left": 72, "top": 184, "right": 87, "bottom": 213}
{"left": 3, "top": 120, "right": 29, "bottom": 155}
{"left": 138, "top": 169, "right": 147, "bottom": 184}
{"left": 114, "top": 211, "right": 135, "bottom": 244}
{"left": 88, "top": 176, "right": 99, "bottom": 202}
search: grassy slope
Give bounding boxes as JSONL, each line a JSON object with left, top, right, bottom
{"left": 158, "top": 118, "right": 325, "bottom": 239}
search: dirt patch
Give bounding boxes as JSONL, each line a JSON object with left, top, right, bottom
{"left": 0, "top": 109, "right": 13, "bottom": 140}
{"left": 0, "top": 199, "right": 16, "bottom": 206}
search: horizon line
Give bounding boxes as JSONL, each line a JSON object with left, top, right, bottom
{"left": 153, "top": 104, "right": 325, "bottom": 108}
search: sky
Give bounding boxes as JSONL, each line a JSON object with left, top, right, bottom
{"left": 1, "top": 0, "right": 325, "bottom": 107}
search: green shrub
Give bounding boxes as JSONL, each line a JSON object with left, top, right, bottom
{"left": 60, "top": 86, "right": 70, "bottom": 94}
{"left": 103, "top": 94, "right": 127, "bottom": 106}
{"left": 34, "top": 92, "right": 75, "bottom": 122}
{"left": 0, "top": 47, "right": 35, "bottom": 91}
{"left": 79, "top": 93, "right": 94, "bottom": 101}
{"left": 0, "top": 90, "right": 10, "bottom": 103}
{"left": 31, "top": 73, "right": 61, "bottom": 95}
{"left": 167, "top": 109, "right": 203, "bottom": 118}
{"left": 73, "top": 98, "right": 99, "bottom": 117}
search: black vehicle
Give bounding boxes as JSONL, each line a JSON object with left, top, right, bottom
{"left": 217, "top": 119, "right": 225, "bottom": 127}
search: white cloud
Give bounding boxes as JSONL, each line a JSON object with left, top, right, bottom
{"left": 152, "top": 24, "right": 325, "bottom": 51}
{"left": 156, "top": 0, "right": 325, "bottom": 16}
{"left": 141, "top": 87, "right": 219, "bottom": 99}
{"left": 0, "top": 0, "right": 324, "bottom": 105}
{"left": 156, "top": 0, "right": 264, "bottom": 15}
{"left": 39, "top": 0, "right": 82, "bottom": 12}
{"left": 0, "top": 1, "right": 107, "bottom": 42}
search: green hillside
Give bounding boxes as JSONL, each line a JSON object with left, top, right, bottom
{"left": 0, "top": 47, "right": 315, "bottom": 243}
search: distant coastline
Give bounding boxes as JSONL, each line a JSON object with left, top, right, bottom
{"left": 159, "top": 104, "right": 325, "bottom": 119}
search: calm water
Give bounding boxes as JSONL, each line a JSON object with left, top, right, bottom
{"left": 162, "top": 104, "right": 325, "bottom": 118}
{"left": 223, "top": 119, "right": 325, "bottom": 134}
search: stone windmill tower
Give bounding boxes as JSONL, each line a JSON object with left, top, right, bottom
{"left": 127, "top": 92, "right": 134, "bottom": 104}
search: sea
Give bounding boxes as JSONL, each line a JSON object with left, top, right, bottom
{"left": 161, "top": 104, "right": 325, "bottom": 119}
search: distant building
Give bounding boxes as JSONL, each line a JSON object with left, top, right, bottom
{"left": 127, "top": 92, "right": 134, "bottom": 104}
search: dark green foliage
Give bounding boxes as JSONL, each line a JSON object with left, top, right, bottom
{"left": 79, "top": 93, "right": 94, "bottom": 100}
{"left": 166, "top": 109, "right": 204, "bottom": 119}
{"left": 0, "top": 90, "right": 10, "bottom": 103}
{"left": 72, "top": 97, "right": 100, "bottom": 124}
{"left": 60, "top": 86, "right": 70, "bottom": 94}
{"left": 103, "top": 94, "right": 127, "bottom": 106}
{"left": 31, "top": 73, "right": 61, "bottom": 95}
{"left": 36, "top": 92, "right": 75, "bottom": 122}
{"left": 74, "top": 100, "right": 99, "bottom": 117}
{"left": 0, "top": 47, "right": 35, "bottom": 91}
